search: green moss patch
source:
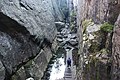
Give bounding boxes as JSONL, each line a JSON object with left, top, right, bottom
{"left": 100, "top": 22, "right": 113, "bottom": 33}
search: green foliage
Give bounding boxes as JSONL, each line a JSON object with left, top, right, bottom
{"left": 100, "top": 22, "right": 114, "bottom": 33}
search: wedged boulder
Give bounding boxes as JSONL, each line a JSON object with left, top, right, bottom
{"left": 67, "top": 33, "right": 76, "bottom": 39}
{"left": 55, "top": 22, "right": 65, "bottom": 31}
{"left": 68, "top": 39, "right": 78, "bottom": 46}
{"left": 69, "top": 34, "right": 77, "bottom": 39}
{"left": 61, "top": 28, "right": 70, "bottom": 35}
{"left": 56, "top": 34, "right": 63, "bottom": 39}
{"left": 56, "top": 38, "right": 63, "bottom": 42}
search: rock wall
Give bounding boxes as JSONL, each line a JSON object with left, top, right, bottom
{"left": 0, "top": 0, "right": 68, "bottom": 80}
{"left": 111, "top": 1, "right": 120, "bottom": 80}
{"left": 112, "top": 14, "right": 120, "bottom": 80}
{"left": 76, "top": 0, "right": 120, "bottom": 80}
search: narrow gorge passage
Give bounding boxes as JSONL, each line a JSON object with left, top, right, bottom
{"left": 42, "top": 23, "right": 77, "bottom": 80}
{"left": 0, "top": 0, "right": 120, "bottom": 80}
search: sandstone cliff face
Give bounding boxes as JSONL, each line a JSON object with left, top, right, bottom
{"left": 76, "top": 0, "right": 120, "bottom": 80}
{"left": 0, "top": 0, "right": 68, "bottom": 80}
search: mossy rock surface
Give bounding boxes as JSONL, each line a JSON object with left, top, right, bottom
{"left": 100, "top": 22, "right": 113, "bottom": 33}
{"left": 88, "top": 42, "right": 100, "bottom": 53}
{"left": 83, "top": 48, "right": 109, "bottom": 80}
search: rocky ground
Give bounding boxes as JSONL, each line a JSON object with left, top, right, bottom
{"left": 56, "top": 23, "right": 77, "bottom": 80}
{"left": 41, "top": 22, "right": 78, "bottom": 80}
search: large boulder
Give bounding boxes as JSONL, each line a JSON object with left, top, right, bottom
{"left": 68, "top": 39, "right": 78, "bottom": 46}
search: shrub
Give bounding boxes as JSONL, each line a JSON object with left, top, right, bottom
{"left": 100, "top": 22, "right": 114, "bottom": 33}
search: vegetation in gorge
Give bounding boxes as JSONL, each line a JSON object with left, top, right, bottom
{"left": 81, "top": 18, "right": 112, "bottom": 80}
{"left": 100, "top": 22, "right": 114, "bottom": 33}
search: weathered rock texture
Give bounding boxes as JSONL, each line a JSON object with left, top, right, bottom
{"left": 0, "top": 0, "right": 68, "bottom": 80}
{"left": 112, "top": 14, "right": 120, "bottom": 80}
{"left": 76, "top": 0, "right": 120, "bottom": 80}
{"left": 76, "top": 0, "right": 110, "bottom": 80}
{"left": 77, "top": 0, "right": 109, "bottom": 24}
